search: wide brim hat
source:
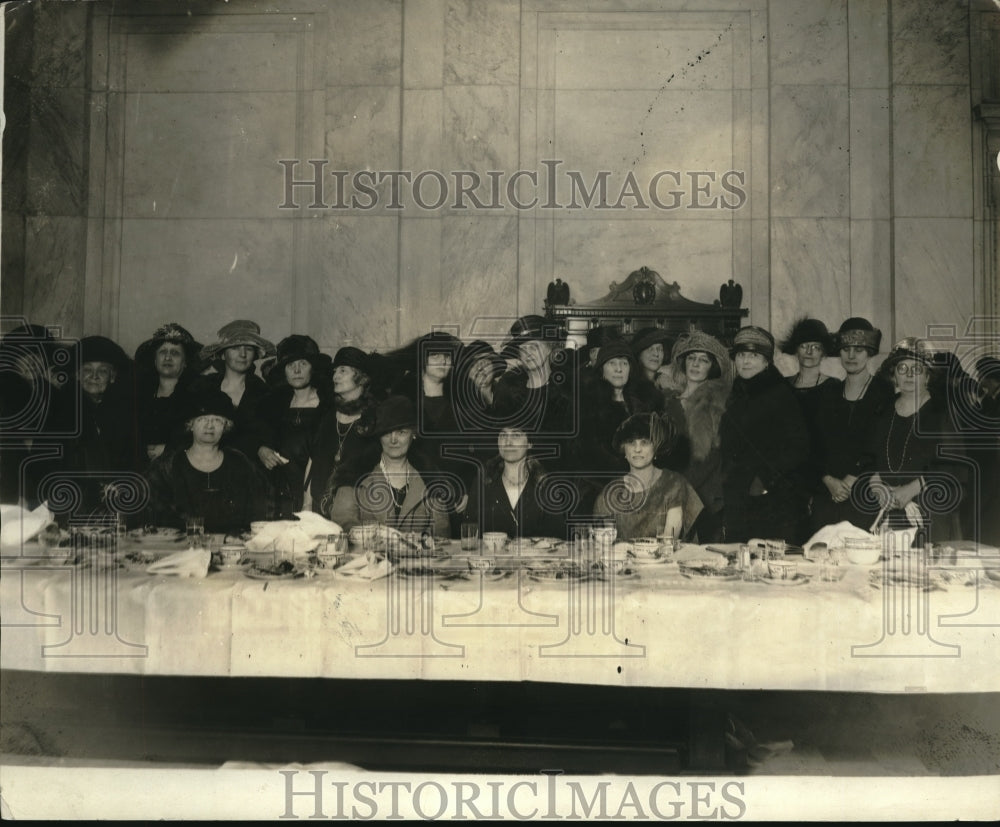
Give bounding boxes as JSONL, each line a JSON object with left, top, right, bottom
{"left": 184, "top": 388, "right": 236, "bottom": 423}
{"left": 135, "top": 323, "right": 203, "bottom": 371}
{"left": 505, "top": 314, "right": 566, "bottom": 348}
{"left": 199, "top": 319, "right": 276, "bottom": 362}
{"left": 881, "top": 337, "right": 942, "bottom": 374}
{"left": 731, "top": 326, "right": 775, "bottom": 361}
{"left": 779, "top": 317, "right": 836, "bottom": 356}
{"left": 835, "top": 317, "right": 882, "bottom": 355}
{"left": 630, "top": 327, "right": 672, "bottom": 357}
{"left": 333, "top": 346, "right": 373, "bottom": 377}
{"left": 371, "top": 394, "right": 417, "bottom": 436}
{"left": 671, "top": 330, "right": 728, "bottom": 368}
{"left": 270, "top": 334, "right": 333, "bottom": 380}
{"left": 595, "top": 340, "right": 635, "bottom": 370}
{"left": 78, "top": 335, "right": 131, "bottom": 374}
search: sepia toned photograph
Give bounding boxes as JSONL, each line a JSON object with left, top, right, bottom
{"left": 1, "top": 0, "right": 998, "bottom": 820}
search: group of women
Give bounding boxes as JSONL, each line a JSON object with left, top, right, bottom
{"left": 2, "top": 312, "right": 997, "bottom": 545}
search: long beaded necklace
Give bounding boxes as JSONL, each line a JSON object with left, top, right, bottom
{"left": 885, "top": 411, "right": 914, "bottom": 473}
{"left": 380, "top": 458, "right": 410, "bottom": 511}
{"left": 844, "top": 373, "right": 873, "bottom": 427}
{"left": 333, "top": 417, "right": 357, "bottom": 463}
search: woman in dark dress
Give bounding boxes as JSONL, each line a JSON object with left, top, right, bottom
{"left": 720, "top": 326, "right": 811, "bottom": 544}
{"left": 810, "top": 318, "right": 894, "bottom": 533}
{"left": 251, "top": 335, "right": 334, "bottom": 517}
{"left": 144, "top": 390, "right": 268, "bottom": 534}
{"left": 133, "top": 323, "right": 203, "bottom": 466}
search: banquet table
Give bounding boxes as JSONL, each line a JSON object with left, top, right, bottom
{"left": 3, "top": 540, "right": 998, "bottom": 694}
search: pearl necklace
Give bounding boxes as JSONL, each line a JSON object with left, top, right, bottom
{"left": 885, "top": 411, "right": 914, "bottom": 473}
{"left": 380, "top": 458, "right": 410, "bottom": 509}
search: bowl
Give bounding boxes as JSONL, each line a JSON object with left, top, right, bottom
{"left": 843, "top": 537, "right": 881, "bottom": 565}
{"left": 632, "top": 538, "right": 659, "bottom": 558}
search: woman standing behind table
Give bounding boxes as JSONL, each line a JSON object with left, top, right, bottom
{"left": 133, "top": 323, "right": 203, "bottom": 465}
{"left": 314, "top": 347, "right": 382, "bottom": 516}
{"left": 810, "top": 318, "right": 894, "bottom": 533}
{"left": 464, "top": 426, "right": 567, "bottom": 539}
{"left": 861, "top": 338, "right": 965, "bottom": 543}
{"left": 593, "top": 413, "right": 703, "bottom": 541}
{"left": 251, "top": 335, "right": 334, "bottom": 517}
{"left": 328, "top": 395, "right": 452, "bottom": 538}
{"left": 660, "top": 331, "right": 733, "bottom": 542}
{"left": 720, "top": 326, "right": 811, "bottom": 544}
{"left": 193, "top": 320, "right": 275, "bottom": 460}
{"left": 630, "top": 327, "right": 673, "bottom": 388}
{"left": 144, "top": 390, "right": 269, "bottom": 534}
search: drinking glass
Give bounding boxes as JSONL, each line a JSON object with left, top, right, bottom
{"left": 460, "top": 522, "right": 480, "bottom": 552}
{"left": 186, "top": 517, "right": 205, "bottom": 549}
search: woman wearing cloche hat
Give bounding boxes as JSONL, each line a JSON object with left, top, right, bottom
{"left": 719, "top": 326, "right": 811, "bottom": 544}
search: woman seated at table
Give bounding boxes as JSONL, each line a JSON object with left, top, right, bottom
{"left": 144, "top": 390, "right": 269, "bottom": 534}
{"left": 659, "top": 330, "right": 733, "bottom": 543}
{"left": 463, "top": 426, "right": 567, "bottom": 539}
{"left": 593, "top": 412, "right": 703, "bottom": 542}
{"left": 860, "top": 338, "right": 965, "bottom": 542}
{"left": 133, "top": 323, "right": 203, "bottom": 465}
{"left": 251, "top": 334, "right": 334, "bottom": 517}
{"left": 327, "top": 395, "right": 453, "bottom": 538}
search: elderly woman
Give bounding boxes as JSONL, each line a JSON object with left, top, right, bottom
{"left": 810, "top": 318, "right": 894, "bottom": 532}
{"left": 144, "top": 390, "right": 268, "bottom": 534}
{"left": 464, "top": 426, "right": 567, "bottom": 539}
{"left": 193, "top": 319, "right": 275, "bottom": 459}
{"left": 861, "top": 338, "right": 964, "bottom": 542}
{"left": 250, "top": 335, "right": 334, "bottom": 517}
{"left": 328, "top": 395, "right": 452, "bottom": 538}
{"left": 593, "top": 413, "right": 703, "bottom": 541}
{"left": 134, "top": 323, "right": 203, "bottom": 464}
{"left": 630, "top": 327, "right": 673, "bottom": 386}
{"left": 719, "top": 326, "right": 810, "bottom": 544}
{"left": 659, "top": 331, "right": 733, "bottom": 542}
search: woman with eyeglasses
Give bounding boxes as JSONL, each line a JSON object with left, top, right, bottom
{"left": 861, "top": 338, "right": 964, "bottom": 541}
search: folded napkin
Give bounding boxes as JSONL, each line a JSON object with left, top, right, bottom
{"left": 291, "top": 511, "right": 342, "bottom": 537}
{"left": 146, "top": 548, "right": 211, "bottom": 578}
{"left": 337, "top": 553, "right": 394, "bottom": 581}
{"left": 803, "top": 521, "right": 878, "bottom": 552}
{"left": 245, "top": 514, "right": 344, "bottom": 556}
{"left": 0, "top": 502, "right": 54, "bottom": 546}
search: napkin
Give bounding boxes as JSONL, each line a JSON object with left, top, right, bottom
{"left": 146, "top": 548, "right": 211, "bottom": 578}
{"left": 803, "top": 521, "right": 878, "bottom": 552}
{"left": 0, "top": 502, "right": 54, "bottom": 546}
{"left": 337, "top": 553, "right": 394, "bottom": 580}
{"left": 245, "top": 514, "right": 344, "bottom": 556}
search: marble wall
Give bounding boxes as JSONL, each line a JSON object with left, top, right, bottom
{"left": 2, "top": 0, "right": 992, "bottom": 361}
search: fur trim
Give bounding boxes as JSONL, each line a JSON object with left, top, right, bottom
{"left": 679, "top": 379, "right": 729, "bottom": 461}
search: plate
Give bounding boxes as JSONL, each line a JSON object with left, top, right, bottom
{"left": 527, "top": 563, "right": 588, "bottom": 582}
{"left": 678, "top": 563, "right": 740, "bottom": 580}
{"left": 758, "top": 574, "right": 812, "bottom": 586}
{"left": 244, "top": 563, "right": 302, "bottom": 580}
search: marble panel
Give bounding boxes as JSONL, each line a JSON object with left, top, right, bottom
{"left": 442, "top": 85, "right": 518, "bottom": 207}
{"left": 26, "top": 87, "right": 88, "bottom": 217}
{"left": 551, "top": 219, "right": 733, "bottom": 308}
{"left": 398, "top": 218, "right": 443, "bottom": 344}
{"left": 768, "top": 0, "right": 848, "bottom": 86}
{"left": 23, "top": 216, "right": 87, "bottom": 339}
{"left": 848, "top": 219, "right": 892, "bottom": 334}
{"left": 893, "top": 218, "right": 974, "bottom": 339}
{"left": 891, "top": 0, "right": 970, "bottom": 86}
{"left": 749, "top": 87, "right": 768, "bottom": 219}
{"left": 326, "top": 0, "right": 402, "bottom": 87}
{"left": 3, "top": 79, "right": 30, "bottom": 213}
{"left": 30, "top": 0, "right": 87, "bottom": 88}
{"left": 748, "top": 216, "right": 770, "bottom": 329}
{"left": 403, "top": 0, "right": 445, "bottom": 89}
{"left": 892, "top": 85, "right": 973, "bottom": 219}
{"left": 120, "top": 91, "right": 297, "bottom": 219}
{"left": 769, "top": 85, "right": 849, "bottom": 218}
{"left": 444, "top": 0, "right": 519, "bottom": 86}
{"left": 115, "top": 219, "right": 295, "bottom": 355}
{"left": 849, "top": 87, "right": 891, "bottom": 220}
{"left": 550, "top": 22, "right": 740, "bottom": 91}
{"left": 769, "top": 218, "right": 851, "bottom": 342}
{"left": 1, "top": 213, "right": 26, "bottom": 317}
{"left": 402, "top": 89, "right": 443, "bottom": 172}
{"left": 324, "top": 86, "right": 402, "bottom": 216}
{"left": 440, "top": 215, "right": 519, "bottom": 338}
{"left": 123, "top": 32, "right": 301, "bottom": 93}
{"left": 847, "top": 0, "right": 888, "bottom": 89}
{"left": 307, "top": 215, "right": 401, "bottom": 353}
{"left": 4, "top": 2, "right": 34, "bottom": 86}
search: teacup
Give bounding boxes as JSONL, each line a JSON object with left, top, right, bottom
{"left": 592, "top": 527, "right": 617, "bottom": 551}
{"left": 632, "top": 538, "right": 659, "bottom": 559}
{"left": 599, "top": 554, "right": 628, "bottom": 574}
{"left": 468, "top": 556, "right": 495, "bottom": 573}
{"left": 218, "top": 544, "right": 245, "bottom": 567}
{"left": 482, "top": 532, "right": 508, "bottom": 553}
{"left": 768, "top": 560, "right": 797, "bottom": 580}
{"left": 316, "top": 547, "right": 346, "bottom": 570}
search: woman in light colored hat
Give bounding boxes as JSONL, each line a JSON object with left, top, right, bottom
{"left": 660, "top": 330, "right": 733, "bottom": 542}
{"left": 719, "top": 326, "right": 811, "bottom": 543}
{"left": 250, "top": 335, "right": 334, "bottom": 517}
{"left": 327, "top": 395, "right": 452, "bottom": 538}
{"left": 144, "top": 389, "right": 268, "bottom": 534}
{"left": 810, "top": 317, "right": 894, "bottom": 533}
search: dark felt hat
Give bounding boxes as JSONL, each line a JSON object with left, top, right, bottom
{"left": 79, "top": 336, "right": 130, "bottom": 374}
{"left": 333, "top": 346, "right": 373, "bottom": 376}
{"left": 630, "top": 327, "right": 673, "bottom": 357}
{"left": 371, "top": 395, "right": 417, "bottom": 436}
{"left": 271, "top": 334, "right": 333, "bottom": 381}
{"left": 135, "top": 323, "right": 203, "bottom": 372}
{"left": 184, "top": 388, "right": 236, "bottom": 423}
{"left": 611, "top": 411, "right": 677, "bottom": 456}
{"left": 779, "top": 317, "right": 836, "bottom": 356}
{"left": 506, "top": 314, "right": 566, "bottom": 346}
{"left": 835, "top": 317, "right": 882, "bottom": 355}
{"left": 595, "top": 340, "right": 635, "bottom": 370}
{"left": 586, "top": 326, "right": 622, "bottom": 351}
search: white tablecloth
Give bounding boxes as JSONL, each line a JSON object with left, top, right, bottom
{"left": 2, "top": 545, "right": 998, "bottom": 693}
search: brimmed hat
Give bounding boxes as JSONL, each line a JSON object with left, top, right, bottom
{"left": 418, "top": 331, "right": 463, "bottom": 363}
{"left": 135, "top": 323, "right": 203, "bottom": 372}
{"left": 835, "top": 317, "right": 882, "bottom": 355}
{"left": 461, "top": 340, "right": 505, "bottom": 376}
{"left": 611, "top": 412, "right": 677, "bottom": 456}
{"left": 184, "top": 389, "right": 236, "bottom": 423}
{"left": 506, "top": 314, "right": 566, "bottom": 347}
{"left": 671, "top": 330, "right": 729, "bottom": 368}
{"left": 586, "top": 326, "right": 622, "bottom": 351}
{"left": 79, "top": 336, "right": 130, "bottom": 374}
{"left": 595, "top": 340, "right": 635, "bottom": 370}
{"left": 333, "top": 346, "right": 373, "bottom": 376}
{"left": 881, "top": 337, "right": 941, "bottom": 373}
{"left": 731, "top": 326, "right": 775, "bottom": 361}
{"left": 371, "top": 395, "right": 417, "bottom": 436}
{"left": 630, "top": 327, "right": 672, "bottom": 357}
{"left": 199, "top": 320, "right": 275, "bottom": 362}
{"left": 779, "top": 317, "right": 835, "bottom": 356}
{"left": 270, "top": 334, "right": 333, "bottom": 382}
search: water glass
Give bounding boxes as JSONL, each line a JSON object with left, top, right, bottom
{"left": 461, "top": 522, "right": 480, "bottom": 552}
{"left": 186, "top": 517, "right": 205, "bottom": 548}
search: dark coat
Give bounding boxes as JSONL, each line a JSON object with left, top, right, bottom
{"left": 189, "top": 371, "right": 269, "bottom": 460}
{"left": 464, "top": 456, "right": 568, "bottom": 539}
